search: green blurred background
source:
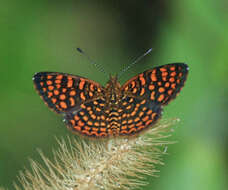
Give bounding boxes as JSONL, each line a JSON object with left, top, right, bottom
{"left": 1, "top": 0, "right": 228, "bottom": 189}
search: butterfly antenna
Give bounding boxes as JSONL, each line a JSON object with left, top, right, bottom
{"left": 118, "top": 48, "right": 153, "bottom": 78}
{"left": 76, "top": 48, "right": 109, "bottom": 77}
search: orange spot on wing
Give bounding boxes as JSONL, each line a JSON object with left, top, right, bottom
{"left": 62, "top": 88, "right": 67, "bottom": 93}
{"left": 132, "top": 88, "right": 137, "bottom": 94}
{"left": 169, "top": 77, "right": 175, "bottom": 83}
{"left": 69, "top": 97, "right": 75, "bottom": 106}
{"left": 100, "top": 128, "right": 106, "bottom": 132}
{"left": 139, "top": 74, "right": 146, "bottom": 85}
{"left": 70, "top": 120, "right": 75, "bottom": 126}
{"left": 54, "top": 90, "right": 59, "bottom": 95}
{"left": 79, "top": 79, "right": 85, "bottom": 90}
{"left": 170, "top": 66, "right": 176, "bottom": 71}
{"left": 83, "top": 116, "right": 88, "bottom": 121}
{"left": 162, "top": 71, "right": 168, "bottom": 76}
{"left": 131, "top": 81, "right": 136, "bottom": 88}
{"left": 91, "top": 114, "right": 96, "bottom": 119}
{"left": 129, "top": 124, "right": 135, "bottom": 128}
{"left": 150, "top": 91, "right": 155, "bottom": 100}
{"left": 48, "top": 86, "right": 54, "bottom": 91}
{"left": 134, "top": 117, "right": 140, "bottom": 122}
{"left": 79, "top": 111, "right": 85, "bottom": 116}
{"left": 162, "top": 77, "right": 167, "bottom": 81}
{"left": 121, "top": 126, "right": 127, "bottom": 130}
{"left": 51, "top": 98, "right": 57, "bottom": 104}
{"left": 74, "top": 126, "right": 81, "bottom": 131}
{"left": 152, "top": 113, "right": 157, "bottom": 119}
{"left": 74, "top": 115, "right": 80, "bottom": 121}
{"left": 128, "top": 119, "right": 133, "bottom": 124}
{"left": 60, "top": 101, "right": 67, "bottom": 109}
{"left": 160, "top": 67, "right": 167, "bottom": 72}
{"left": 59, "top": 94, "right": 66, "bottom": 100}
{"left": 129, "top": 98, "right": 134, "bottom": 103}
{"left": 141, "top": 99, "right": 146, "bottom": 104}
{"left": 100, "top": 115, "right": 105, "bottom": 120}
{"left": 48, "top": 92, "right": 53, "bottom": 98}
{"left": 78, "top": 120, "right": 85, "bottom": 127}
{"left": 67, "top": 80, "right": 73, "bottom": 88}
{"left": 139, "top": 111, "right": 144, "bottom": 117}
{"left": 92, "top": 127, "right": 98, "bottom": 131}
{"left": 129, "top": 128, "right": 136, "bottom": 133}
{"left": 168, "top": 89, "right": 173, "bottom": 95}
{"left": 149, "top": 84, "right": 155, "bottom": 90}
{"left": 159, "top": 87, "right": 165, "bottom": 93}
{"left": 137, "top": 125, "right": 145, "bottom": 130}
{"left": 151, "top": 74, "right": 157, "bottom": 81}
{"left": 89, "top": 91, "right": 93, "bottom": 97}
{"left": 55, "top": 80, "right": 61, "bottom": 84}
{"left": 122, "top": 120, "right": 127, "bottom": 124}
{"left": 46, "top": 80, "right": 52, "bottom": 85}
{"left": 140, "top": 88, "right": 145, "bottom": 96}
{"left": 158, "top": 94, "right": 165, "bottom": 102}
{"left": 165, "top": 82, "right": 170, "bottom": 88}
{"left": 96, "top": 107, "right": 101, "bottom": 112}
{"left": 142, "top": 115, "right": 149, "bottom": 122}
{"left": 56, "top": 75, "right": 63, "bottom": 80}
{"left": 126, "top": 105, "right": 131, "bottom": 110}
{"left": 136, "top": 122, "right": 143, "bottom": 127}
{"left": 80, "top": 92, "right": 86, "bottom": 100}
{"left": 170, "top": 72, "right": 176, "bottom": 77}
{"left": 90, "top": 84, "right": 94, "bottom": 91}
{"left": 130, "top": 111, "right": 137, "bottom": 116}
{"left": 88, "top": 121, "right": 93, "bottom": 126}
{"left": 171, "top": 83, "right": 176, "bottom": 89}
{"left": 70, "top": 90, "right": 76, "bottom": 96}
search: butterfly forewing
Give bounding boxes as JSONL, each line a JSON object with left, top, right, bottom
{"left": 33, "top": 72, "right": 104, "bottom": 114}
{"left": 122, "top": 63, "right": 189, "bottom": 105}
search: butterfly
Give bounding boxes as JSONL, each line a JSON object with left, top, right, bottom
{"left": 33, "top": 63, "right": 189, "bottom": 138}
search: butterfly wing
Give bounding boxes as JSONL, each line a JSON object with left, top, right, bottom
{"left": 33, "top": 72, "right": 104, "bottom": 113}
{"left": 117, "top": 96, "right": 162, "bottom": 136}
{"left": 119, "top": 63, "right": 189, "bottom": 136}
{"left": 33, "top": 72, "right": 114, "bottom": 138}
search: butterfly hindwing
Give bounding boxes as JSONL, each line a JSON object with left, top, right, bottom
{"left": 64, "top": 98, "right": 110, "bottom": 138}
{"left": 118, "top": 96, "right": 162, "bottom": 136}
{"left": 33, "top": 72, "right": 104, "bottom": 114}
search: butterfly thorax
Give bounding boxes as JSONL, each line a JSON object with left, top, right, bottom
{"left": 105, "top": 75, "right": 122, "bottom": 106}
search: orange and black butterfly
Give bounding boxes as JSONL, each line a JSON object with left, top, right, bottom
{"left": 33, "top": 63, "right": 189, "bottom": 138}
